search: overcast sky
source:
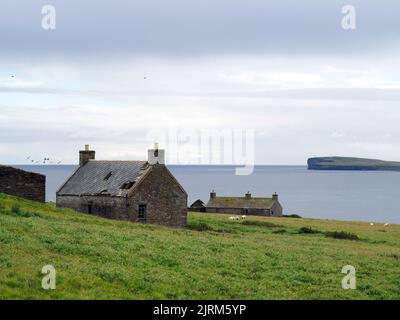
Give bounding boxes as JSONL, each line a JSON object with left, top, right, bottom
{"left": 1, "top": 0, "right": 400, "bottom": 164}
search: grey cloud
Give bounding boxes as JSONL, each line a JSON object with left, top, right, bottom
{"left": 0, "top": 0, "right": 399, "bottom": 57}
{"left": 3, "top": 85, "right": 400, "bottom": 102}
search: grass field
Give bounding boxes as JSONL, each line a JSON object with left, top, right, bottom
{"left": 1, "top": 192, "right": 399, "bottom": 300}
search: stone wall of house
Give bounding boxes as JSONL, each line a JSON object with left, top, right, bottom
{"left": 0, "top": 165, "right": 45, "bottom": 202}
{"left": 56, "top": 195, "right": 129, "bottom": 219}
{"left": 189, "top": 207, "right": 206, "bottom": 212}
{"left": 206, "top": 207, "right": 243, "bottom": 215}
{"left": 270, "top": 201, "right": 283, "bottom": 216}
{"left": 206, "top": 205, "right": 283, "bottom": 216}
{"left": 56, "top": 164, "right": 188, "bottom": 227}
{"left": 128, "top": 164, "right": 188, "bottom": 227}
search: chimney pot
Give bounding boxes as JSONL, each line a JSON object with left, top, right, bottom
{"left": 148, "top": 143, "right": 165, "bottom": 165}
{"left": 79, "top": 145, "right": 95, "bottom": 166}
{"left": 210, "top": 190, "right": 216, "bottom": 199}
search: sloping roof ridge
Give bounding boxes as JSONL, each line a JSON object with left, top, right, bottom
{"left": 163, "top": 165, "right": 188, "bottom": 195}
{"left": 56, "top": 165, "right": 82, "bottom": 194}
{"left": 215, "top": 196, "right": 272, "bottom": 200}
{"left": 88, "top": 160, "right": 147, "bottom": 163}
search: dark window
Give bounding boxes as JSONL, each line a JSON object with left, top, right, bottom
{"left": 104, "top": 172, "right": 112, "bottom": 180}
{"left": 104, "top": 206, "right": 111, "bottom": 218}
{"left": 120, "top": 181, "right": 135, "bottom": 189}
{"left": 88, "top": 204, "right": 92, "bottom": 214}
{"left": 154, "top": 149, "right": 158, "bottom": 157}
{"left": 138, "top": 204, "right": 147, "bottom": 221}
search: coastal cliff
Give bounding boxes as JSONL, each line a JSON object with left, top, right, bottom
{"left": 308, "top": 157, "right": 400, "bottom": 172}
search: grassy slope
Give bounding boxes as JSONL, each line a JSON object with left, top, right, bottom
{"left": 0, "top": 193, "right": 399, "bottom": 300}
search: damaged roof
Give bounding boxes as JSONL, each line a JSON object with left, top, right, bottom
{"left": 206, "top": 197, "right": 276, "bottom": 209}
{"left": 57, "top": 160, "right": 150, "bottom": 197}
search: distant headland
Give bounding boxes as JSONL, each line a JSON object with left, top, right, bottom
{"left": 308, "top": 156, "right": 400, "bottom": 172}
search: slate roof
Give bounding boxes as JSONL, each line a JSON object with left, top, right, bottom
{"left": 206, "top": 197, "right": 275, "bottom": 209}
{"left": 190, "top": 199, "right": 205, "bottom": 208}
{"left": 57, "top": 160, "right": 150, "bottom": 197}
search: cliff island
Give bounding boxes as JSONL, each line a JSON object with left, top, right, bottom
{"left": 308, "top": 156, "right": 400, "bottom": 172}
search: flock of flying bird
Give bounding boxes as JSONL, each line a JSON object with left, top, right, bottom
{"left": 26, "top": 156, "right": 62, "bottom": 164}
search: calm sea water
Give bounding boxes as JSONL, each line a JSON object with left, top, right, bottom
{"left": 14, "top": 165, "right": 400, "bottom": 224}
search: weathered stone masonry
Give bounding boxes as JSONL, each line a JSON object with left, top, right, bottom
{"left": 56, "top": 164, "right": 187, "bottom": 227}
{"left": 202, "top": 191, "right": 283, "bottom": 216}
{"left": 56, "top": 145, "right": 188, "bottom": 228}
{"left": 129, "top": 164, "right": 187, "bottom": 227}
{"left": 0, "top": 165, "right": 46, "bottom": 202}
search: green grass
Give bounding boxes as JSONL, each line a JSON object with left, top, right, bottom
{"left": 325, "top": 231, "right": 360, "bottom": 241}
{"left": 298, "top": 227, "right": 321, "bottom": 234}
{"left": 241, "top": 220, "right": 282, "bottom": 228}
{"left": 1, "top": 192, "right": 400, "bottom": 300}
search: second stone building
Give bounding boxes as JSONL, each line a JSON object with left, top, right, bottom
{"left": 201, "top": 190, "right": 283, "bottom": 216}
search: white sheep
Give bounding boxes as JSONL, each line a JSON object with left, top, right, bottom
{"left": 384, "top": 223, "right": 389, "bottom": 226}
{"left": 241, "top": 215, "right": 247, "bottom": 219}
{"left": 370, "top": 223, "right": 374, "bottom": 226}
{"left": 229, "top": 215, "right": 241, "bottom": 221}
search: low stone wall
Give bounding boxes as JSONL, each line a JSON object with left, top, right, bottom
{"left": 0, "top": 165, "right": 45, "bottom": 202}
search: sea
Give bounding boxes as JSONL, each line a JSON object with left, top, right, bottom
{"left": 14, "top": 165, "right": 400, "bottom": 224}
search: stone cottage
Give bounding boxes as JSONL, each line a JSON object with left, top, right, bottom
{"left": 56, "top": 144, "right": 187, "bottom": 227}
{"left": 204, "top": 191, "right": 283, "bottom": 216}
{"left": 0, "top": 165, "right": 45, "bottom": 202}
{"left": 189, "top": 199, "right": 206, "bottom": 212}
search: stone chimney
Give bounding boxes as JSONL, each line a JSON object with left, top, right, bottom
{"left": 210, "top": 190, "right": 216, "bottom": 199}
{"left": 272, "top": 192, "right": 278, "bottom": 201}
{"left": 79, "top": 144, "right": 95, "bottom": 166}
{"left": 245, "top": 191, "right": 251, "bottom": 200}
{"left": 148, "top": 142, "right": 165, "bottom": 165}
